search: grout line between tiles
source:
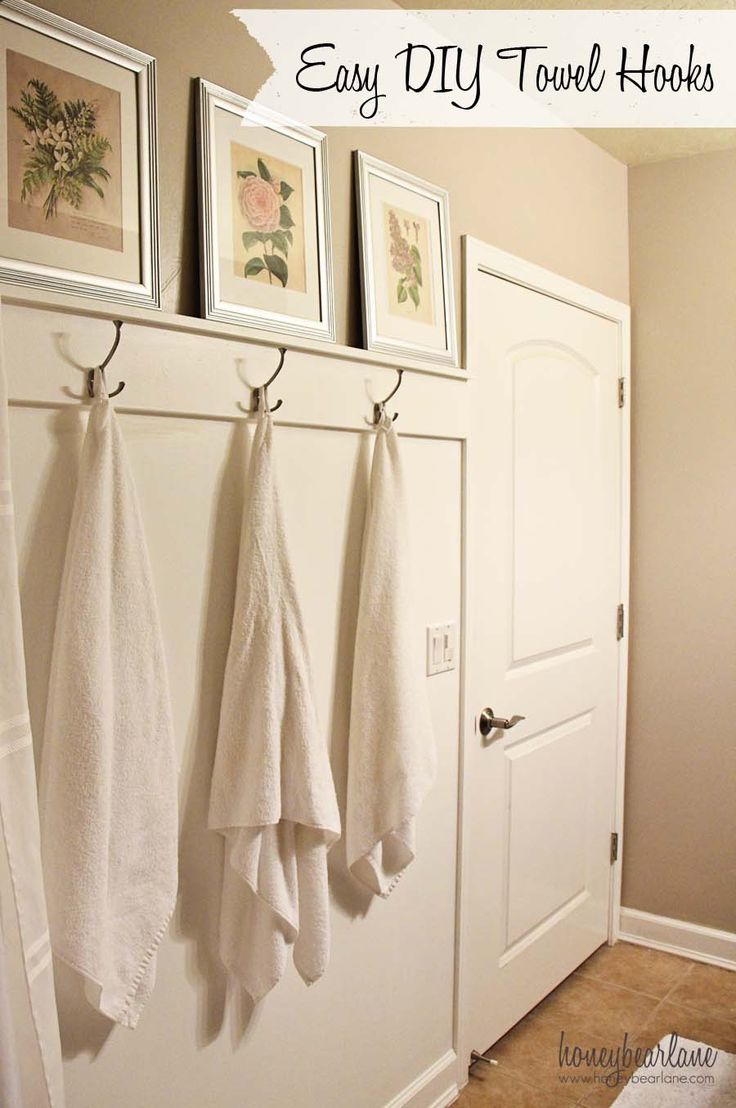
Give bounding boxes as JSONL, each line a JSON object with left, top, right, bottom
{"left": 658, "top": 960, "right": 696, "bottom": 1006}
{"left": 649, "top": 992, "right": 736, "bottom": 1026}
{"left": 571, "top": 965, "right": 694, "bottom": 1004}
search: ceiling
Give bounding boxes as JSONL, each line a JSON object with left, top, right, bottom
{"left": 392, "top": 0, "right": 736, "bottom": 165}
{"left": 577, "top": 129, "right": 736, "bottom": 166}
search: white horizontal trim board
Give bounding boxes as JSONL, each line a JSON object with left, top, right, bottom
{"left": 383, "top": 1050, "right": 458, "bottom": 1108}
{"left": 0, "top": 283, "right": 468, "bottom": 380}
{"left": 1, "top": 301, "right": 470, "bottom": 443}
{"left": 619, "top": 907, "right": 736, "bottom": 971}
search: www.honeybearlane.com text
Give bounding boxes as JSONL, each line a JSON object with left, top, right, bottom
{"left": 295, "top": 41, "right": 715, "bottom": 119}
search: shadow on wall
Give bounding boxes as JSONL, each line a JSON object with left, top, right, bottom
{"left": 176, "top": 419, "right": 251, "bottom": 1047}
{"left": 326, "top": 430, "right": 373, "bottom": 920}
{"left": 19, "top": 404, "right": 86, "bottom": 777}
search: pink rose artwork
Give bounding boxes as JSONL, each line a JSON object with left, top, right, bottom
{"left": 236, "top": 155, "right": 295, "bottom": 287}
{"left": 238, "top": 175, "right": 280, "bottom": 233}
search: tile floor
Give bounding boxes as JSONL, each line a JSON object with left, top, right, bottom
{"left": 454, "top": 942, "right": 736, "bottom": 1106}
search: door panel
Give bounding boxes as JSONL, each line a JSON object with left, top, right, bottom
{"left": 505, "top": 714, "right": 591, "bottom": 948}
{"left": 512, "top": 344, "right": 599, "bottom": 661}
{"left": 464, "top": 256, "right": 627, "bottom": 1057}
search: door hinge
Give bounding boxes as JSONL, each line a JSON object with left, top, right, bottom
{"left": 618, "top": 377, "right": 626, "bottom": 408}
{"left": 617, "top": 603, "right": 625, "bottom": 641}
{"left": 610, "top": 831, "right": 619, "bottom": 864}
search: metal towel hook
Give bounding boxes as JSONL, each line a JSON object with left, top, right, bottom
{"left": 250, "top": 346, "right": 286, "bottom": 414}
{"left": 370, "top": 368, "right": 403, "bottom": 425}
{"left": 86, "top": 320, "right": 125, "bottom": 398}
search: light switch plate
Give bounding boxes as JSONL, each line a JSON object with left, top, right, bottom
{"left": 426, "top": 622, "right": 457, "bottom": 675}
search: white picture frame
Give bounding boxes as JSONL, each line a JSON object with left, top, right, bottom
{"left": 196, "top": 79, "right": 335, "bottom": 342}
{"left": 0, "top": 0, "right": 160, "bottom": 308}
{"left": 355, "top": 150, "right": 457, "bottom": 368}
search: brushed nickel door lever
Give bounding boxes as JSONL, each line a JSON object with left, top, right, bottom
{"left": 479, "top": 708, "right": 525, "bottom": 737}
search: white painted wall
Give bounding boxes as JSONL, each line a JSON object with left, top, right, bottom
{"left": 0, "top": 300, "right": 466, "bottom": 1108}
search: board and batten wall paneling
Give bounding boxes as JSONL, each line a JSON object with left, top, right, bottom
{"left": 625, "top": 149, "right": 736, "bottom": 936}
{"left": 33, "top": 1, "right": 630, "bottom": 329}
{"left": 1, "top": 302, "right": 466, "bottom": 1108}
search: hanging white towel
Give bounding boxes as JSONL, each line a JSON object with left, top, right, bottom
{"left": 209, "top": 395, "right": 340, "bottom": 1001}
{"left": 0, "top": 929, "right": 22, "bottom": 1108}
{"left": 0, "top": 304, "right": 64, "bottom": 1105}
{"left": 346, "top": 414, "right": 436, "bottom": 897}
{"left": 40, "top": 372, "right": 178, "bottom": 1029}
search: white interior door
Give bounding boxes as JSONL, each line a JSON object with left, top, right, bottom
{"left": 461, "top": 240, "right": 630, "bottom": 1058}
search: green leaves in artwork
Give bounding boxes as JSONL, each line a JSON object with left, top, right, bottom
{"left": 411, "top": 244, "right": 423, "bottom": 287}
{"left": 264, "top": 252, "right": 288, "bottom": 287}
{"left": 279, "top": 205, "right": 295, "bottom": 230}
{"left": 257, "top": 157, "right": 271, "bottom": 181}
{"left": 408, "top": 284, "right": 420, "bottom": 309}
{"left": 237, "top": 170, "right": 256, "bottom": 178}
{"left": 242, "top": 227, "right": 290, "bottom": 259}
{"left": 244, "top": 257, "right": 266, "bottom": 277}
{"left": 280, "top": 180, "right": 294, "bottom": 201}
{"left": 9, "top": 76, "right": 113, "bottom": 221}
{"left": 397, "top": 281, "right": 408, "bottom": 304}
{"left": 269, "top": 230, "right": 290, "bottom": 257}
{"left": 243, "top": 249, "right": 288, "bottom": 286}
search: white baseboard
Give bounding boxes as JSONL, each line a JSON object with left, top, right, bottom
{"left": 383, "top": 1050, "right": 458, "bottom": 1108}
{"left": 428, "top": 1088, "right": 460, "bottom": 1108}
{"left": 619, "top": 907, "right": 736, "bottom": 971}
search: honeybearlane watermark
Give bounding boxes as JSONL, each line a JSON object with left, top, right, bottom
{"left": 557, "top": 1030, "right": 719, "bottom": 1091}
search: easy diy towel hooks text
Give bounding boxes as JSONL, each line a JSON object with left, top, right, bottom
{"left": 369, "top": 368, "right": 403, "bottom": 425}
{"left": 86, "top": 319, "right": 126, "bottom": 399}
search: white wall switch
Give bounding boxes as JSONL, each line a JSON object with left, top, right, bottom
{"left": 442, "top": 622, "right": 456, "bottom": 667}
{"left": 426, "top": 623, "right": 457, "bottom": 675}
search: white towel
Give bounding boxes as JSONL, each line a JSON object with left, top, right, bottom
{"left": 0, "top": 304, "right": 64, "bottom": 1104}
{"left": 0, "top": 931, "right": 22, "bottom": 1108}
{"left": 209, "top": 396, "right": 340, "bottom": 1001}
{"left": 346, "top": 415, "right": 436, "bottom": 897}
{"left": 40, "top": 372, "right": 178, "bottom": 1029}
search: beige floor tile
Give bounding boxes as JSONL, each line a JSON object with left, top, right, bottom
{"left": 453, "top": 1065, "right": 578, "bottom": 1106}
{"left": 576, "top": 941, "right": 692, "bottom": 999}
{"left": 488, "top": 1012, "right": 629, "bottom": 1101}
{"left": 577, "top": 1070, "right": 640, "bottom": 1108}
{"left": 468, "top": 949, "right": 736, "bottom": 1107}
{"left": 576, "top": 1006, "right": 736, "bottom": 1108}
{"left": 638, "top": 998, "right": 736, "bottom": 1054}
{"left": 666, "top": 961, "right": 736, "bottom": 1022}
{"left": 573, "top": 1031, "right": 654, "bottom": 1108}
{"left": 531, "top": 973, "right": 660, "bottom": 1039}
{"left": 578, "top": 999, "right": 736, "bottom": 1107}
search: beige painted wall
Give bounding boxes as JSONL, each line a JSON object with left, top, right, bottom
{"left": 40, "top": 0, "right": 630, "bottom": 328}
{"left": 625, "top": 149, "right": 736, "bottom": 933}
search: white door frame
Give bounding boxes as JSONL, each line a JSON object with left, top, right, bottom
{"left": 454, "top": 237, "right": 631, "bottom": 1085}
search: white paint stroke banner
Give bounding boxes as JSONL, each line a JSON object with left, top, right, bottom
{"left": 232, "top": 9, "right": 736, "bottom": 127}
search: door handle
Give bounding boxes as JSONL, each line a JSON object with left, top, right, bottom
{"left": 479, "top": 708, "right": 525, "bottom": 737}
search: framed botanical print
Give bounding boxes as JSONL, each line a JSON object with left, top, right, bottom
{"left": 196, "top": 79, "right": 335, "bottom": 342}
{"left": 0, "top": 0, "right": 160, "bottom": 307}
{"left": 355, "top": 152, "right": 457, "bottom": 368}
